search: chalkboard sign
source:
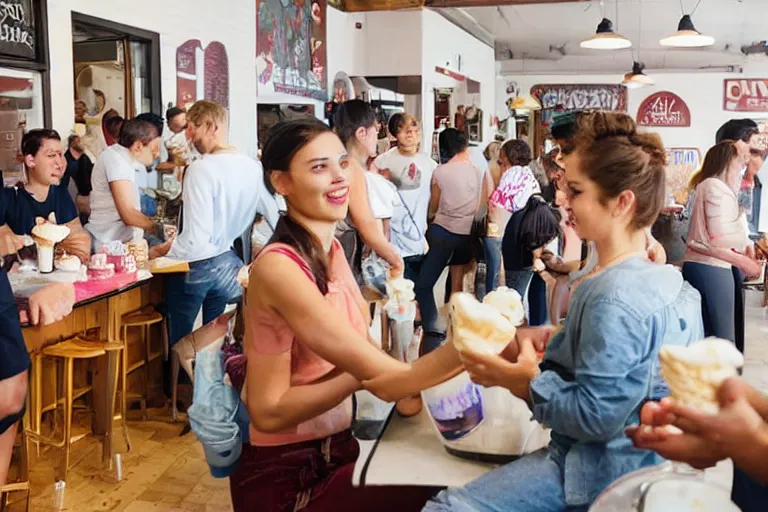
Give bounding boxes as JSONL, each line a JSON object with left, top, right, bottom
{"left": 0, "top": 0, "right": 36, "bottom": 60}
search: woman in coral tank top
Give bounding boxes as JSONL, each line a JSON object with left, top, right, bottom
{"left": 229, "top": 118, "right": 462, "bottom": 512}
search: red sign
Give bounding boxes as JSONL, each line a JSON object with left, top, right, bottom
{"left": 637, "top": 91, "right": 690, "bottom": 127}
{"left": 724, "top": 79, "right": 768, "bottom": 112}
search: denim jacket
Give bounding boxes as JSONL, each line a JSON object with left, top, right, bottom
{"left": 530, "top": 257, "right": 703, "bottom": 507}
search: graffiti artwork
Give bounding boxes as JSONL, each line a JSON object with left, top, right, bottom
{"left": 665, "top": 148, "right": 701, "bottom": 205}
{"left": 176, "top": 40, "right": 230, "bottom": 109}
{"left": 256, "top": 0, "right": 327, "bottom": 101}
{"left": 530, "top": 84, "right": 628, "bottom": 112}
{"left": 637, "top": 91, "right": 690, "bottom": 127}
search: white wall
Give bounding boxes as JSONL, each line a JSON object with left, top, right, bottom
{"left": 421, "top": 9, "right": 496, "bottom": 151}
{"left": 47, "top": 0, "right": 259, "bottom": 156}
{"left": 500, "top": 59, "right": 768, "bottom": 159}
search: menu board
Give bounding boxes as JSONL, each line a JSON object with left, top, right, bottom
{"left": 0, "top": 0, "right": 35, "bottom": 60}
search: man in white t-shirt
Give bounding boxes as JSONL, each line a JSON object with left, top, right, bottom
{"left": 86, "top": 118, "right": 162, "bottom": 247}
{"left": 374, "top": 113, "right": 438, "bottom": 282}
{"left": 153, "top": 100, "right": 279, "bottom": 346}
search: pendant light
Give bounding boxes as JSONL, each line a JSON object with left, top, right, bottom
{"left": 660, "top": 1, "right": 714, "bottom": 48}
{"left": 509, "top": 95, "right": 541, "bottom": 111}
{"left": 622, "top": 62, "right": 654, "bottom": 89}
{"left": 621, "top": 3, "right": 653, "bottom": 89}
{"left": 581, "top": 17, "right": 632, "bottom": 50}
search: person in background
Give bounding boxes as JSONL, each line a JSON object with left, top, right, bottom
{"left": 153, "top": 100, "right": 279, "bottom": 347}
{"left": 64, "top": 134, "right": 94, "bottom": 224}
{"left": 683, "top": 141, "right": 760, "bottom": 351}
{"left": 483, "top": 140, "right": 503, "bottom": 189}
{"left": 485, "top": 140, "right": 540, "bottom": 294}
{"left": 332, "top": 100, "right": 403, "bottom": 278}
{"left": 135, "top": 112, "right": 166, "bottom": 217}
{"left": 414, "top": 128, "right": 490, "bottom": 343}
{"left": 0, "top": 229, "right": 75, "bottom": 486}
{"left": 502, "top": 194, "right": 562, "bottom": 318}
{"left": 232, "top": 118, "right": 461, "bottom": 511}
{"left": 424, "top": 111, "right": 704, "bottom": 512}
{"left": 374, "top": 114, "right": 437, "bottom": 283}
{"left": 166, "top": 106, "right": 187, "bottom": 135}
{"left": 86, "top": 118, "right": 162, "bottom": 248}
{"left": 2, "top": 130, "right": 90, "bottom": 262}
{"left": 628, "top": 377, "right": 768, "bottom": 512}
{"left": 102, "top": 110, "right": 122, "bottom": 148}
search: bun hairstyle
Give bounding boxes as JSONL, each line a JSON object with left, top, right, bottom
{"left": 261, "top": 118, "right": 335, "bottom": 294}
{"left": 569, "top": 111, "right": 667, "bottom": 230}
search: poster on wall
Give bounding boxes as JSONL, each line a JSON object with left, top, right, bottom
{"left": 724, "top": 79, "right": 768, "bottom": 112}
{"left": 0, "top": 0, "right": 36, "bottom": 60}
{"left": 530, "top": 84, "right": 628, "bottom": 112}
{"left": 256, "top": 0, "right": 327, "bottom": 101}
{"left": 665, "top": 148, "right": 701, "bottom": 205}
{"left": 176, "top": 40, "right": 230, "bottom": 109}
{"left": 637, "top": 91, "right": 690, "bottom": 127}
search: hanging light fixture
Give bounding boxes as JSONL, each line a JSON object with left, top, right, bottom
{"left": 509, "top": 95, "right": 541, "bottom": 111}
{"left": 621, "top": 3, "right": 653, "bottom": 89}
{"left": 622, "top": 62, "right": 654, "bottom": 89}
{"left": 660, "top": 14, "right": 714, "bottom": 47}
{"left": 581, "top": 17, "right": 632, "bottom": 50}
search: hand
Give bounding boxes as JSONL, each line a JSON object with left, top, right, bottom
{"left": 514, "top": 325, "right": 555, "bottom": 355}
{"left": 387, "top": 250, "right": 405, "bottom": 278}
{"left": 627, "top": 378, "right": 766, "bottom": 469}
{"left": 149, "top": 237, "right": 174, "bottom": 260}
{"left": 0, "top": 225, "right": 24, "bottom": 257}
{"left": 28, "top": 282, "right": 75, "bottom": 326}
{"left": 459, "top": 338, "right": 539, "bottom": 399}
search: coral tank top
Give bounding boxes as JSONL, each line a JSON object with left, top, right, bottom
{"left": 245, "top": 240, "right": 369, "bottom": 446}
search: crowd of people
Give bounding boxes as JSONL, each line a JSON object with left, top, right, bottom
{"left": 1, "top": 95, "right": 768, "bottom": 512}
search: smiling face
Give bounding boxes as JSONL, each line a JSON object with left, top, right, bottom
{"left": 271, "top": 131, "right": 351, "bottom": 223}
{"left": 26, "top": 138, "right": 64, "bottom": 186}
{"left": 561, "top": 150, "right": 635, "bottom": 242}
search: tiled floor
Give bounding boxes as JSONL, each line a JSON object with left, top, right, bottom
{"left": 6, "top": 294, "right": 767, "bottom": 511}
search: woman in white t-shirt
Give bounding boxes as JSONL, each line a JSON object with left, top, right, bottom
{"left": 373, "top": 113, "right": 438, "bottom": 283}
{"left": 86, "top": 118, "right": 162, "bottom": 247}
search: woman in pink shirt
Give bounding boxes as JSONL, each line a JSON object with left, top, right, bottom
{"left": 229, "top": 118, "right": 461, "bottom": 512}
{"left": 683, "top": 140, "right": 761, "bottom": 346}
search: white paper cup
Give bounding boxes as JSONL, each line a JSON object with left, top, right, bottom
{"left": 37, "top": 243, "right": 54, "bottom": 273}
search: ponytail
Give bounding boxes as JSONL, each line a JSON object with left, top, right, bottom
{"left": 271, "top": 215, "right": 330, "bottom": 295}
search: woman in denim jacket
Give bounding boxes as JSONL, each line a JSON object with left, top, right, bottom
{"left": 424, "top": 112, "right": 705, "bottom": 512}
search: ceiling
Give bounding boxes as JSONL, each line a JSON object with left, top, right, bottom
{"left": 434, "top": 0, "right": 768, "bottom": 73}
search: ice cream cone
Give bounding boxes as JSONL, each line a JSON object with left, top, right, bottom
{"left": 450, "top": 292, "right": 517, "bottom": 355}
{"left": 659, "top": 338, "right": 744, "bottom": 414}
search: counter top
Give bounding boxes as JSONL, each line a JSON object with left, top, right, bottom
{"left": 354, "top": 408, "right": 497, "bottom": 488}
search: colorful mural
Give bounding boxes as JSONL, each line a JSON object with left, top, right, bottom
{"left": 665, "top": 148, "right": 701, "bottom": 205}
{"left": 256, "top": 0, "right": 327, "bottom": 101}
{"left": 176, "top": 40, "right": 230, "bottom": 109}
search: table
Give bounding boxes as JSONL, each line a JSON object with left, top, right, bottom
{"left": 18, "top": 271, "right": 163, "bottom": 468}
{"left": 354, "top": 408, "right": 497, "bottom": 488}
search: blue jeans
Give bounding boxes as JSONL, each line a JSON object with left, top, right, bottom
{"left": 732, "top": 467, "right": 768, "bottom": 512}
{"left": 415, "top": 225, "right": 472, "bottom": 334}
{"left": 424, "top": 449, "right": 587, "bottom": 512}
{"left": 167, "top": 250, "right": 243, "bottom": 346}
{"left": 483, "top": 237, "right": 502, "bottom": 296}
{"left": 505, "top": 269, "right": 533, "bottom": 298}
{"left": 681, "top": 262, "right": 736, "bottom": 344}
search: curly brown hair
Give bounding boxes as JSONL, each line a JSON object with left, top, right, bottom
{"left": 500, "top": 139, "right": 532, "bottom": 167}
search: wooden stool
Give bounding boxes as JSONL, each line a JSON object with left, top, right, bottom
{"left": 25, "top": 336, "right": 126, "bottom": 483}
{"left": 0, "top": 421, "right": 30, "bottom": 512}
{"left": 121, "top": 307, "right": 165, "bottom": 420}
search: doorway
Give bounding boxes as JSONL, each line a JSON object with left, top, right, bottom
{"left": 70, "top": 13, "right": 160, "bottom": 160}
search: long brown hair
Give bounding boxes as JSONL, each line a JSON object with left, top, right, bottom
{"left": 570, "top": 111, "right": 667, "bottom": 230}
{"left": 688, "top": 140, "right": 738, "bottom": 191}
{"left": 261, "top": 118, "right": 333, "bottom": 295}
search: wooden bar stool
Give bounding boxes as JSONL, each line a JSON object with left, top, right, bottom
{"left": 25, "top": 336, "right": 126, "bottom": 483}
{"left": 121, "top": 307, "right": 165, "bottom": 420}
{"left": 0, "top": 421, "right": 30, "bottom": 512}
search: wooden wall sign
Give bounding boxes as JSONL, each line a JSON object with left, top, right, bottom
{"left": 637, "top": 91, "right": 690, "bottom": 127}
{"left": 724, "top": 79, "right": 768, "bottom": 112}
{"left": 530, "top": 84, "right": 627, "bottom": 112}
{"left": 0, "top": 0, "right": 36, "bottom": 60}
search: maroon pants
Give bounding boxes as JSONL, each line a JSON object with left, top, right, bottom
{"left": 229, "top": 429, "right": 438, "bottom": 512}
